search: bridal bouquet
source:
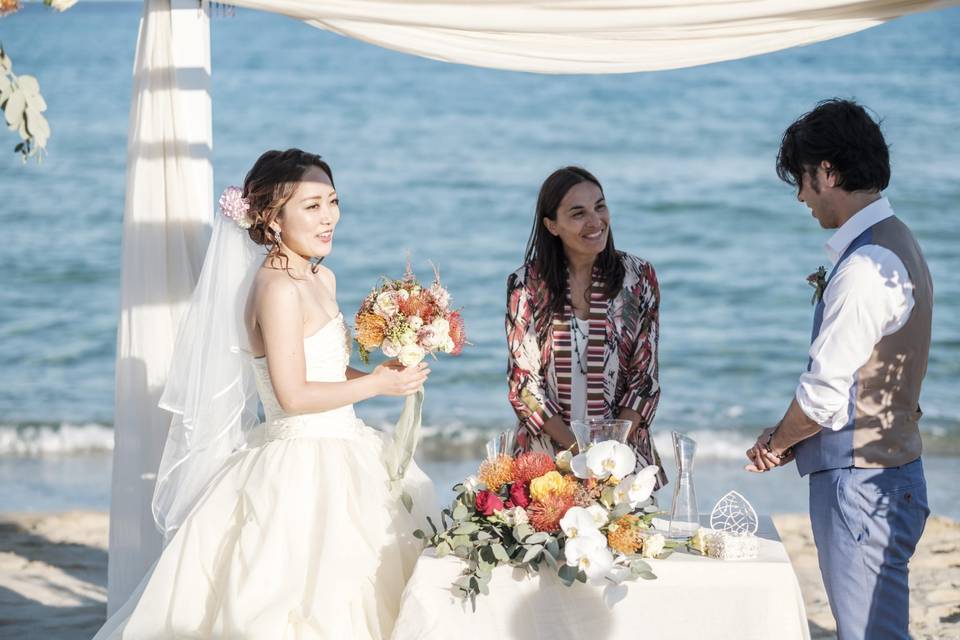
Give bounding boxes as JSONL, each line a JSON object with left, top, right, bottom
{"left": 354, "top": 263, "right": 466, "bottom": 510}
{"left": 354, "top": 264, "right": 466, "bottom": 366}
{"left": 416, "top": 440, "right": 673, "bottom": 606}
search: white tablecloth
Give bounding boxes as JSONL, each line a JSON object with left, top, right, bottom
{"left": 391, "top": 516, "right": 810, "bottom": 640}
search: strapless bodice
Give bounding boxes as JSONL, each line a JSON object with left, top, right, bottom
{"left": 250, "top": 313, "right": 362, "bottom": 440}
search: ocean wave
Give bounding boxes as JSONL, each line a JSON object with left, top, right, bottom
{"left": 2, "top": 421, "right": 957, "bottom": 459}
{"left": 0, "top": 422, "right": 115, "bottom": 456}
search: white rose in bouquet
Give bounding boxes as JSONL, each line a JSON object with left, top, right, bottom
{"left": 399, "top": 343, "right": 426, "bottom": 367}
{"left": 641, "top": 533, "right": 666, "bottom": 559}
{"left": 382, "top": 338, "right": 401, "bottom": 358}
{"left": 374, "top": 291, "right": 399, "bottom": 318}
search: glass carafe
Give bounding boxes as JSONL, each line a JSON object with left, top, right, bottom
{"left": 668, "top": 431, "right": 700, "bottom": 538}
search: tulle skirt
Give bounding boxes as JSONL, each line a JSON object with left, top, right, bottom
{"left": 94, "top": 422, "right": 436, "bottom": 640}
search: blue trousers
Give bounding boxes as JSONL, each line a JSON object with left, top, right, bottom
{"left": 809, "top": 459, "right": 929, "bottom": 640}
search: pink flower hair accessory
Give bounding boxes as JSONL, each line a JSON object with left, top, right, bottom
{"left": 218, "top": 186, "right": 252, "bottom": 229}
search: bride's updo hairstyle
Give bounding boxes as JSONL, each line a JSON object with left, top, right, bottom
{"left": 242, "top": 148, "right": 334, "bottom": 272}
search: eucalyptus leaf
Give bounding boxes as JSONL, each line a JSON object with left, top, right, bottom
{"left": 436, "top": 541, "right": 451, "bottom": 557}
{"left": 522, "top": 544, "right": 544, "bottom": 563}
{"left": 453, "top": 522, "right": 480, "bottom": 535}
{"left": 525, "top": 532, "right": 549, "bottom": 545}
{"left": 609, "top": 501, "right": 632, "bottom": 519}
{"left": 542, "top": 550, "right": 558, "bottom": 570}
{"left": 546, "top": 538, "right": 561, "bottom": 560}
{"left": 637, "top": 570, "right": 657, "bottom": 580}
{"left": 476, "top": 530, "right": 492, "bottom": 541}
{"left": 512, "top": 523, "right": 535, "bottom": 541}
{"left": 413, "top": 529, "right": 425, "bottom": 539}
{"left": 643, "top": 504, "right": 661, "bottom": 514}
{"left": 558, "top": 564, "right": 578, "bottom": 586}
{"left": 454, "top": 545, "right": 471, "bottom": 559}
{"left": 490, "top": 543, "right": 510, "bottom": 563}
{"left": 400, "top": 491, "right": 413, "bottom": 513}
{"left": 452, "top": 535, "right": 471, "bottom": 548}
{"left": 452, "top": 503, "right": 468, "bottom": 521}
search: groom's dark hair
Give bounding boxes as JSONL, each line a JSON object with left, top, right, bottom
{"left": 776, "top": 99, "right": 890, "bottom": 193}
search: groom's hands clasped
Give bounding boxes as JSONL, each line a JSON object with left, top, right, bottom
{"left": 744, "top": 427, "right": 794, "bottom": 473}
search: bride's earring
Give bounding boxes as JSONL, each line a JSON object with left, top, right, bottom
{"left": 275, "top": 228, "right": 282, "bottom": 245}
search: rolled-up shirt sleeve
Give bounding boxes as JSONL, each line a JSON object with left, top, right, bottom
{"left": 796, "top": 246, "right": 915, "bottom": 431}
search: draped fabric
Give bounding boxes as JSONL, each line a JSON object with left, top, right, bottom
{"left": 229, "top": 0, "right": 958, "bottom": 74}
{"left": 109, "top": 0, "right": 212, "bottom": 613}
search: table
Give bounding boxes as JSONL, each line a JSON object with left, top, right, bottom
{"left": 391, "top": 516, "right": 810, "bottom": 640}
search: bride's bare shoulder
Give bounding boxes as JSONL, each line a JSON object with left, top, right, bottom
{"left": 252, "top": 267, "right": 301, "bottom": 312}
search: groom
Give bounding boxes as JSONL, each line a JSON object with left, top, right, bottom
{"left": 745, "top": 99, "right": 931, "bottom": 639}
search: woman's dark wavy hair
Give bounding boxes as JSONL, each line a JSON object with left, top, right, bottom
{"left": 523, "top": 166, "right": 625, "bottom": 319}
{"left": 776, "top": 99, "right": 890, "bottom": 193}
{"left": 243, "top": 148, "right": 334, "bottom": 274}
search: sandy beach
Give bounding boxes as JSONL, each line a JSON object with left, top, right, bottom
{"left": 0, "top": 511, "right": 956, "bottom": 639}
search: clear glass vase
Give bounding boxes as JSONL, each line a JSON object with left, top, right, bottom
{"left": 570, "top": 418, "right": 631, "bottom": 452}
{"left": 668, "top": 431, "right": 700, "bottom": 538}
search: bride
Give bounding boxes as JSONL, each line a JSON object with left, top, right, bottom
{"left": 94, "top": 149, "right": 436, "bottom": 639}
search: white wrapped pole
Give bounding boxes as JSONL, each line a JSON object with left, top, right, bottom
{"left": 108, "top": 0, "right": 212, "bottom": 614}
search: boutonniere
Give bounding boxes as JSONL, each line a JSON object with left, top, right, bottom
{"left": 807, "top": 266, "right": 828, "bottom": 305}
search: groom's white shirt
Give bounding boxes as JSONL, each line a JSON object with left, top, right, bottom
{"left": 796, "top": 197, "right": 916, "bottom": 431}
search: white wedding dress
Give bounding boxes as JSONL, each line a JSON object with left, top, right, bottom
{"left": 94, "top": 313, "right": 436, "bottom": 639}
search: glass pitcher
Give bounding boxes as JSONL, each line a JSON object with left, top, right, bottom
{"left": 668, "top": 431, "right": 700, "bottom": 538}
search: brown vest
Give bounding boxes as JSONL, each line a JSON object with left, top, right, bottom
{"left": 852, "top": 216, "right": 932, "bottom": 468}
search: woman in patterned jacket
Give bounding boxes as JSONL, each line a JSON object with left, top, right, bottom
{"left": 505, "top": 166, "right": 667, "bottom": 488}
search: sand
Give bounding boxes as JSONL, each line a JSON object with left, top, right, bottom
{"left": 1, "top": 511, "right": 957, "bottom": 639}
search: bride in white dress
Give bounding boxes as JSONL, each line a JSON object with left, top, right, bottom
{"left": 94, "top": 149, "right": 436, "bottom": 639}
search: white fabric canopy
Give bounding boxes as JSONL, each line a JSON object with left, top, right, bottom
{"left": 109, "top": 0, "right": 212, "bottom": 613}
{"left": 109, "top": 0, "right": 957, "bottom": 610}
{"left": 232, "top": 0, "right": 959, "bottom": 74}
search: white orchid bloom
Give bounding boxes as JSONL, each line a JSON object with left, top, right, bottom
{"left": 559, "top": 507, "right": 603, "bottom": 541}
{"left": 570, "top": 451, "right": 590, "bottom": 479}
{"left": 586, "top": 503, "right": 610, "bottom": 527}
{"left": 565, "top": 535, "right": 614, "bottom": 583}
{"left": 585, "top": 441, "right": 636, "bottom": 481}
{"left": 564, "top": 532, "right": 603, "bottom": 565}
{"left": 613, "top": 465, "right": 659, "bottom": 507}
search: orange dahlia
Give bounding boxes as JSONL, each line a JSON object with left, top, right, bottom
{"left": 606, "top": 514, "right": 645, "bottom": 555}
{"left": 448, "top": 311, "right": 466, "bottom": 355}
{"left": 512, "top": 452, "right": 555, "bottom": 485}
{"left": 354, "top": 312, "right": 387, "bottom": 349}
{"left": 528, "top": 493, "right": 576, "bottom": 532}
{"left": 478, "top": 454, "right": 514, "bottom": 492}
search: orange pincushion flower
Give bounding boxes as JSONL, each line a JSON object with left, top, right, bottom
{"left": 512, "top": 452, "right": 555, "bottom": 485}
{"left": 528, "top": 493, "right": 576, "bottom": 532}
{"left": 354, "top": 312, "right": 388, "bottom": 349}
{"left": 478, "top": 454, "right": 514, "bottom": 492}
{"left": 448, "top": 311, "right": 466, "bottom": 355}
{"left": 606, "top": 514, "right": 645, "bottom": 555}
{"left": 399, "top": 293, "right": 435, "bottom": 323}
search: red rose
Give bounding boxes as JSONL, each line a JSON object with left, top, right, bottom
{"left": 475, "top": 490, "right": 505, "bottom": 516}
{"left": 508, "top": 482, "right": 531, "bottom": 509}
